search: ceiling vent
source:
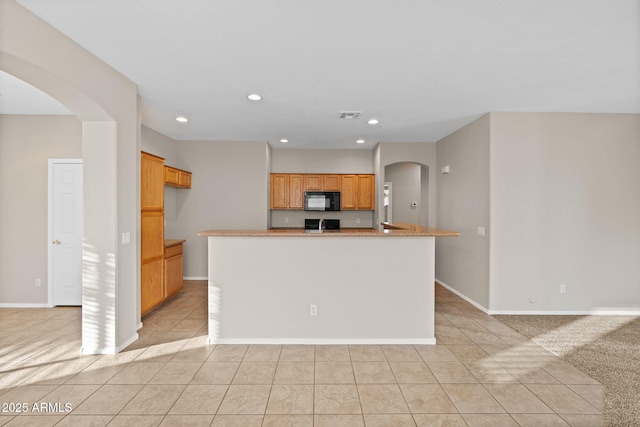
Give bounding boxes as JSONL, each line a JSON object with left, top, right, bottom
{"left": 339, "top": 111, "right": 362, "bottom": 120}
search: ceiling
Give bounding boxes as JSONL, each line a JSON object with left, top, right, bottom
{"left": 3, "top": 0, "right": 639, "bottom": 149}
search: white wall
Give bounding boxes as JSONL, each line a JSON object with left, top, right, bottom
{"left": 271, "top": 149, "right": 373, "bottom": 174}
{"left": 435, "top": 115, "right": 491, "bottom": 309}
{"left": 0, "top": 115, "right": 82, "bottom": 304}
{"left": 173, "top": 141, "right": 270, "bottom": 278}
{"left": 490, "top": 113, "right": 640, "bottom": 313}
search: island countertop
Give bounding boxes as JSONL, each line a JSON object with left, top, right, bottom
{"left": 198, "top": 227, "right": 459, "bottom": 237}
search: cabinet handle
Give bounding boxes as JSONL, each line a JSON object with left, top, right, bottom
{"left": 53, "top": 239, "right": 61, "bottom": 245}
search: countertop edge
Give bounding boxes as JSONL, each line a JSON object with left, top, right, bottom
{"left": 164, "top": 239, "right": 186, "bottom": 247}
{"left": 197, "top": 228, "right": 459, "bottom": 237}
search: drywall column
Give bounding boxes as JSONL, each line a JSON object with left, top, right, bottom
{"left": 82, "top": 122, "right": 118, "bottom": 353}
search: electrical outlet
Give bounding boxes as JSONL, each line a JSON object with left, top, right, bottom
{"left": 356, "top": 218, "right": 361, "bottom": 224}
{"left": 309, "top": 304, "right": 317, "bottom": 316}
{"left": 35, "top": 279, "right": 41, "bottom": 288}
{"left": 122, "top": 231, "right": 131, "bottom": 245}
{"left": 560, "top": 284, "right": 566, "bottom": 294}
{"left": 284, "top": 217, "right": 289, "bottom": 224}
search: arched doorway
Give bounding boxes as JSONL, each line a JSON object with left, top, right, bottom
{"left": 384, "top": 162, "right": 430, "bottom": 227}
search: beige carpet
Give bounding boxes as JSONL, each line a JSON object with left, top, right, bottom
{"left": 496, "top": 314, "right": 640, "bottom": 427}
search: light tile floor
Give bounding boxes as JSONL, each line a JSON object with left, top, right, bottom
{"left": 0, "top": 281, "right": 603, "bottom": 426}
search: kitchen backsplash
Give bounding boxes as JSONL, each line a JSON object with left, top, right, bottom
{"left": 270, "top": 210, "right": 375, "bottom": 229}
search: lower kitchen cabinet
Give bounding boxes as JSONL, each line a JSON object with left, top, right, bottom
{"left": 141, "top": 258, "right": 164, "bottom": 314}
{"left": 164, "top": 241, "right": 185, "bottom": 299}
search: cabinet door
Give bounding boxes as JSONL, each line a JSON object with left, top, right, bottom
{"left": 178, "top": 170, "right": 192, "bottom": 188}
{"left": 341, "top": 175, "right": 357, "bottom": 209}
{"left": 142, "top": 258, "right": 164, "bottom": 314}
{"left": 164, "top": 166, "right": 179, "bottom": 186}
{"left": 142, "top": 152, "right": 165, "bottom": 210}
{"left": 289, "top": 175, "right": 304, "bottom": 209}
{"left": 270, "top": 174, "right": 289, "bottom": 209}
{"left": 141, "top": 211, "right": 164, "bottom": 261}
{"left": 323, "top": 175, "right": 341, "bottom": 191}
{"left": 304, "top": 175, "right": 322, "bottom": 191}
{"left": 356, "top": 174, "right": 375, "bottom": 210}
{"left": 165, "top": 253, "right": 183, "bottom": 298}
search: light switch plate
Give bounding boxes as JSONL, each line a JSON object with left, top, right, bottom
{"left": 477, "top": 227, "right": 486, "bottom": 236}
{"left": 122, "top": 231, "right": 131, "bottom": 245}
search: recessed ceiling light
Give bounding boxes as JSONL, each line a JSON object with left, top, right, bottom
{"left": 367, "top": 118, "right": 379, "bottom": 125}
{"left": 280, "top": 139, "right": 288, "bottom": 143}
{"left": 176, "top": 116, "right": 188, "bottom": 123}
{"left": 248, "top": 93, "right": 262, "bottom": 101}
{"left": 356, "top": 139, "right": 365, "bottom": 144}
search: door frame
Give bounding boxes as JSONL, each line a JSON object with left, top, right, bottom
{"left": 48, "top": 158, "right": 83, "bottom": 307}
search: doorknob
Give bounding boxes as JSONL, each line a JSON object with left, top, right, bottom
{"left": 53, "top": 239, "right": 61, "bottom": 245}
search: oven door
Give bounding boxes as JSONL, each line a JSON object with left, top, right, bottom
{"left": 304, "top": 193, "right": 328, "bottom": 211}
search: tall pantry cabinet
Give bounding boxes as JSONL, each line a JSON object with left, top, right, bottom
{"left": 141, "top": 152, "right": 165, "bottom": 314}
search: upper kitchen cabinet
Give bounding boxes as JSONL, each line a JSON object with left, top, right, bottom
{"left": 289, "top": 174, "right": 304, "bottom": 209}
{"left": 270, "top": 174, "right": 304, "bottom": 209}
{"left": 341, "top": 174, "right": 375, "bottom": 210}
{"left": 304, "top": 175, "right": 323, "bottom": 191}
{"left": 322, "top": 175, "right": 341, "bottom": 191}
{"left": 141, "top": 152, "right": 165, "bottom": 210}
{"left": 304, "top": 174, "right": 341, "bottom": 191}
{"left": 270, "top": 173, "right": 373, "bottom": 210}
{"left": 165, "top": 165, "right": 192, "bottom": 189}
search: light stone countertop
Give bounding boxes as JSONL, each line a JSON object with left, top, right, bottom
{"left": 197, "top": 227, "right": 459, "bottom": 237}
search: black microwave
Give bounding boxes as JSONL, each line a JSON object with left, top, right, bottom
{"left": 304, "top": 192, "right": 341, "bottom": 211}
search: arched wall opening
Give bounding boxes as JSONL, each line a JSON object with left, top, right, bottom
{"left": 1, "top": 0, "right": 140, "bottom": 354}
{"left": 384, "top": 162, "right": 430, "bottom": 227}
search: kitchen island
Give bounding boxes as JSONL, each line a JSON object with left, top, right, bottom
{"left": 198, "top": 227, "right": 458, "bottom": 345}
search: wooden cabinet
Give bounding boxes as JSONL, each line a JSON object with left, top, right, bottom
{"left": 355, "top": 174, "right": 375, "bottom": 210}
{"left": 270, "top": 174, "right": 289, "bottom": 209}
{"left": 164, "top": 166, "right": 180, "bottom": 186}
{"left": 165, "top": 165, "right": 192, "bottom": 189}
{"left": 270, "top": 173, "right": 374, "bottom": 210}
{"left": 178, "top": 170, "right": 192, "bottom": 188}
{"left": 270, "top": 174, "right": 304, "bottom": 209}
{"left": 340, "top": 175, "right": 357, "bottom": 209}
{"left": 304, "top": 175, "right": 323, "bottom": 191}
{"left": 323, "top": 175, "right": 341, "bottom": 191}
{"left": 164, "top": 242, "right": 184, "bottom": 299}
{"left": 303, "top": 174, "right": 341, "bottom": 191}
{"left": 142, "top": 152, "right": 191, "bottom": 315}
{"left": 142, "top": 152, "right": 165, "bottom": 210}
{"left": 141, "top": 152, "right": 165, "bottom": 314}
{"left": 341, "top": 174, "right": 375, "bottom": 210}
{"left": 141, "top": 258, "right": 164, "bottom": 314}
{"left": 289, "top": 175, "right": 304, "bottom": 209}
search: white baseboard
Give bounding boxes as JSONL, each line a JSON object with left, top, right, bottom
{"left": 184, "top": 276, "right": 207, "bottom": 280}
{"left": 435, "top": 279, "right": 640, "bottom": 316}
{"left": 489, "top": 309, "right": 640, "bottom": 315}
{"left": 209, "top": 338, "right": 437, "bottom": 345}
{"left": 81, "top": 332, "right": 139, "bottom": 355}
{"left": 0, "top": 303, "right": 50, "bottom": 308}
{"left": 435, "top": 279, "right": 490, "bottom": 314}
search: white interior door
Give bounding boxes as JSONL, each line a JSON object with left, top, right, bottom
{"left": 50, "top": 160, "right": 83, "bottom": 306}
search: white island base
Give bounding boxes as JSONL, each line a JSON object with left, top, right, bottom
{"left": 205, "top": 233, "right": 437, "bottom": 345}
